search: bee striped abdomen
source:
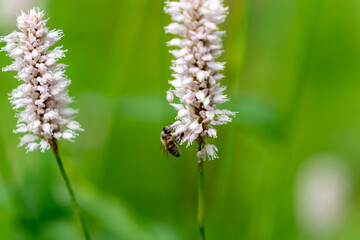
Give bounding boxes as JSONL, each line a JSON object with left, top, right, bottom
{"left": 167, "top": 142, "right": 180, "bottom": 157}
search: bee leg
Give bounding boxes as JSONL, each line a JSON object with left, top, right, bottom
{"left": 175, "top": 132, "right": 184, "bottom": 144}
{"left": 179, "top": 132, "right": 184, "bottom": 141}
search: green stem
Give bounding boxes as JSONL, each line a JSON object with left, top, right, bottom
{"left": 50, "top": 140, "right": 91, "bottom": 240}
{"left": 197, "top": 138, "right": 205, "bottom": 240}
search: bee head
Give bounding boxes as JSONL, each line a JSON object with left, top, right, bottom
{"left": 163, "top": 126, "right": 171, "bottom": 134}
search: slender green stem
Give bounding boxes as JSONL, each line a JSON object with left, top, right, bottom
{"left": 197, "top": 138, "right": 205, "bottom": 240}
{"left": 50, "top": 139, "right": 91, "bottom": 240}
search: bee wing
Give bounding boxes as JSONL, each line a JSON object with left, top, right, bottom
{"left": 160, "top": 143, "right": 169, "bottom": 162}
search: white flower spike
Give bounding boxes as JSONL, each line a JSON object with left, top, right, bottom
{"left": 1, "top": 8, "right": 83, "bottom": 152}
{"left": 165, "top": 0, "right": 235, "bottom": 161}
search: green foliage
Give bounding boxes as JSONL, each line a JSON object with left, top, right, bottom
{"left": 0, "top": 0, "right": 360, "bottom": 239}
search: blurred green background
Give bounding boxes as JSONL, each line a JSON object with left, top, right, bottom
{"left": 1, "top": 0, "right": 360, "bottom": 239}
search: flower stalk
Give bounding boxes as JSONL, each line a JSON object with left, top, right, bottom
{"left": 197, "top": 137, "right": 205, "bottom": 240}
{"left": 164, "top": 1, "right": 235, "bottom": 239}
{"left": 0, "top": 8, "right": 89, "bottom": 239}
{"left": 50, "top": 140, "right": 91, "bottom": 240}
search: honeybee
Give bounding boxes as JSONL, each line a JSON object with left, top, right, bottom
{"left": 160, "top": 126, "right": 183, "bottom": 159}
